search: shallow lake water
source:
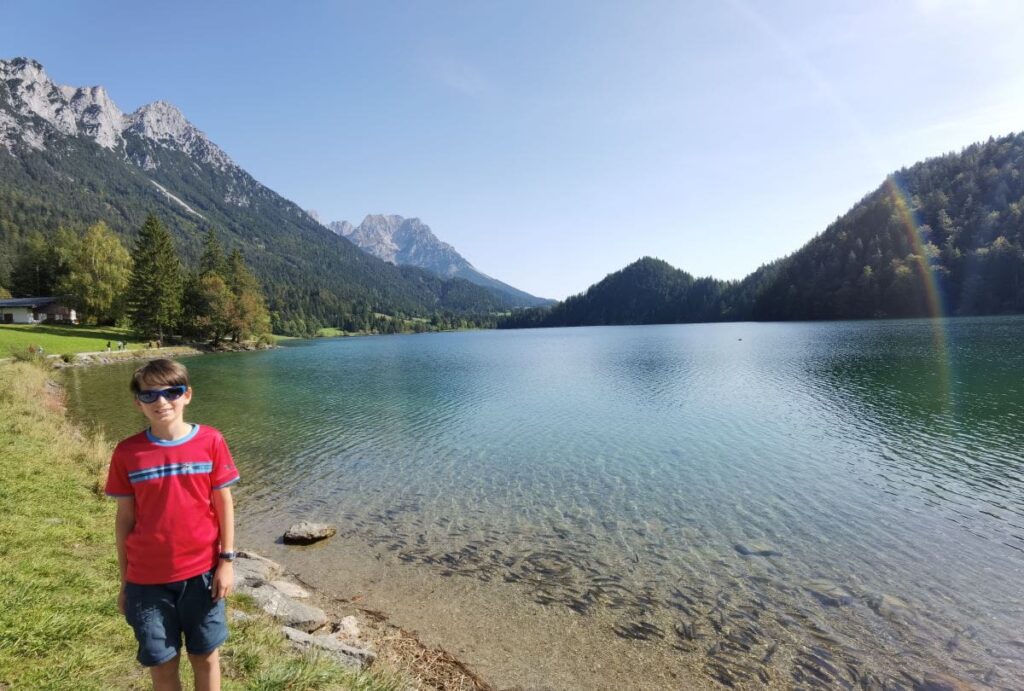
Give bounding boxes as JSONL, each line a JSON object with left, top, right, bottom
{"left": 65, "top": 318, "right": 1024, "bottom": 689}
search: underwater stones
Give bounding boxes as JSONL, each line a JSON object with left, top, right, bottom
{"left": 914, "top": 672, "right": 973, "bottom": 691}
{"left": 805, "top": 579, "right": 856, "bottom": 607}
{"left": 282, "top": 626, "right": 376, "bottom": 670}
{"left": 283, "top": 520, "right": 337, "bottom": 545}
{"left": 867, "top": 593, "right": 916, "bottom": 623}
{"left": 734, "top": 542, "right": 782, "bottom": 557}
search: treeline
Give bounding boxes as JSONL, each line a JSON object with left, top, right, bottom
{"left": 502, "top": 131, "right": 1024, "bottom": 328}
{"left": 0, "top": 137, "right": 516, "bottom": 336}
{"left": 3, "top": 213, "right": 271, "bottom": 344}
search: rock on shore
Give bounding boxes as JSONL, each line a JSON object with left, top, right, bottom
{"left": 231, "top": 551, "right": 375, "bottom": 668}
{"left": 283, "top": 521, "right": 337, "bottom": 545}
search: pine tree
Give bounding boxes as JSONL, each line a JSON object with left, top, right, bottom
{"left": 199, "top": 227, "right": 227, "bottom": 279}
{"left": 127, "top": 214, "right": 183, "bottom": 340}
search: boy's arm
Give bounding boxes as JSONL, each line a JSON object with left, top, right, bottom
{"left": 114, "top": 497, "right": 135, "bottom": 614}
{"left": 211, "top": 487, "right": 235, "bottom": 601}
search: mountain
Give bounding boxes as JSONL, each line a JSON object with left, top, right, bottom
{"left": 0, "top": 57, "right": 519, "bottom": 334}
{"left": 329, "top": 214, "right": 551, "bottom": 307}
{"left": 502, "top": 132, "right": 1024, "bottom": 328}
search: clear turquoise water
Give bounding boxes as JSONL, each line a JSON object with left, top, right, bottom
{"left": 65, "top": 318, "right": 1024, "bottom": 688}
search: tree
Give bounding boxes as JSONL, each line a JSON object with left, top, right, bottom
{"left": 199, "top": 227, "right": 227, "bottom": 279}
{"left": 225, "top": 249, "right": 271, "bottom": 341}
{"left": 9, "top": 231, "right": 67, "bottom": 297}
{"left": 56, "top": 221, "right": 133, "bottom": 324}
{"left": 128, "top": 214, "right": 183, "bottom": 340}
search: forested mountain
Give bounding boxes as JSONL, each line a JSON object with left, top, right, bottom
{"left": 0, "top": 58, "right": 520, "bottom": 335}
{"left": 502, "top": 131, "right": 1024, "bottom": 328}
{"left": 329, "top": 214, "right": 551, "bottom": 307}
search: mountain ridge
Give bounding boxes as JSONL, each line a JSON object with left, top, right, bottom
{"left": 329, "top": 214, "right": 550, "bottom": 307}
{"left": 0, "top": 56, "right": 524, "bottom": 334}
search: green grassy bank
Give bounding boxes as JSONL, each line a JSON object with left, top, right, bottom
{"left": 0, "top": 361, "right": 398, "bottom": 690}
{"left": 0, "top": 324, "right": 147, "bottom": 356}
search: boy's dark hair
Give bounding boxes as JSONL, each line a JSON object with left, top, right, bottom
{"left": 130, "top": 359, "right": 190, "bottom": 394}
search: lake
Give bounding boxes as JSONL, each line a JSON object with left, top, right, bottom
{"left": 64, "top": 318, "right": 1024, "bottom": 689}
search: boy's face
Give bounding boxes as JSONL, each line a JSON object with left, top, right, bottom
{"left": 134, "top": 379, "right": 192, "bottom": 427}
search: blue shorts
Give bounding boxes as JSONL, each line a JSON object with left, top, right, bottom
{"left": 124, "top": 569, "right": 228, "bottom": 666}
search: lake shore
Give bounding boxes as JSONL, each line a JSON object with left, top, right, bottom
{"left": 0, "top": 359, "right": 482, "bottom": 690}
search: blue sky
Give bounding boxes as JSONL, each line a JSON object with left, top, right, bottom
{"left": 3, "top": 1, "right": 1024, "bottom": 299}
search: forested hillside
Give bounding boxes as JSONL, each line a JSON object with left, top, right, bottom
{"left": 502, "top": 131, "right": 1024, "bottom": 328}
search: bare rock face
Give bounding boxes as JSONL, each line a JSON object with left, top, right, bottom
{"left": 281, "top": 626, "right": 376, "bottom": 670}
{"left": 283, "top": 521, "right": 337, "bottom": 545}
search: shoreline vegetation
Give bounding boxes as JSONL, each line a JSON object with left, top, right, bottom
{"left": 0, "top": 359, "right": 492, "bottom": 690}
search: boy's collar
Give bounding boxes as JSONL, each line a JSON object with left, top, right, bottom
{"left": 146, "top": 424, "right": 200, "bottom": 446}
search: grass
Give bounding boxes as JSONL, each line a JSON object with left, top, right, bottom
{"left": 0, "top": 361, "right": 403, "bottom": 690}
{"left": 0, "top": 324, "right": 145, "bottom": 357}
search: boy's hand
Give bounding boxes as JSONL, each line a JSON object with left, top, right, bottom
{"left": 212, "top": 562, "right": 234, "bottom": 601}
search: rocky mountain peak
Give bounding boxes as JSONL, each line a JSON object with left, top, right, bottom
{"left": 123, "top": 100, "right": 234, "bottom": 170}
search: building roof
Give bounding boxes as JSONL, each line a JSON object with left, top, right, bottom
{"left": 0, "top": 297, "right": 63, "bottom": 308}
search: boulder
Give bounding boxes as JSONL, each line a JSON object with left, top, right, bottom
{"left": 233, "top": 551, "right": 283, "bottom": 588}
{"left": 270, "top": 579, "right": 311, "bottom": 599}
{"left": 283, "top": 521, "right": 337, "bottom": 545}
{"left": 334, "top": 615, "right": 362, "bottom": 644}
{"left": 238, "top": 583, "right": 328, "bottom": 632}
{"left": 282, "top": 626, "right": 376, "bottom": 670}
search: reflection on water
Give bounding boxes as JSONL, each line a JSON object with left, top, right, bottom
{"left": 65, "top": 318, "right": 1024, "bottom": 689}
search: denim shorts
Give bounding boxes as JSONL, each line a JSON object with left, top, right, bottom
{"left": 124, "top": 569, "right": 228, "bottom": 666}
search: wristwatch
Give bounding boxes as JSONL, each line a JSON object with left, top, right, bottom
{"left": 218, "top": 551, "right": 237, "bottom": 562}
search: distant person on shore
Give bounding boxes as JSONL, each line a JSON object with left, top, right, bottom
{"left": 104, "top": 359, "right": 240, "bottom": 691}
{"left": 106, "top": 341, "right": 111, "bottom": 353}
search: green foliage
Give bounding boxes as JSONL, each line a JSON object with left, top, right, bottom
{"left": 55, "top": 221, "right": 133, "bottom": 324}
{"left": 127, "top": 214, "right": 184, "bottom": 340}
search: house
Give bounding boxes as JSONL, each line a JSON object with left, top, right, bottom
{"left": 0, "top": 297, "right": 78, "bottom": 325}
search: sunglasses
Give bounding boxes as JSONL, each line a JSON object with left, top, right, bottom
{"left": 136, "top": 385, "right": 188, "bottom": 404}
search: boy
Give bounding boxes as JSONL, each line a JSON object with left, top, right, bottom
{"left": 104, "top": 359, "right": 240, "bottom": 691}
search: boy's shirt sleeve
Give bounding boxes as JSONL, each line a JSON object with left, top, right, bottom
{"left": 104, "top": 447, "right": 133, "bottom": 497}
{"left": 211, "top": 433, "right": 240, "bottom": 490}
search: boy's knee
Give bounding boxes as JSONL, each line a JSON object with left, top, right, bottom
{"left": 189, "top": 648, "right": 219, "bottom": 667}
{"left": 149, "top": 654, "right": 180, "bottom": 679}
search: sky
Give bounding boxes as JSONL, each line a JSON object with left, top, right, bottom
{"left": 3, "top": 1, "right": 1024, "bottom": 300}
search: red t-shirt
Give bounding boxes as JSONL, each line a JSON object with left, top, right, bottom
{"left": 104, "top": 424, "right": 240, "bottom": 584}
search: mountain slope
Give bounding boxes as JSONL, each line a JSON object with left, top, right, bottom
{"left": 502, "top": 132, "right": 1024, "bottom": 328}
{"left": 330, "top": 214, "right": 551, "bottom": 307}
{"left": 0, "top": 57, "right": 517, "bottom": 332}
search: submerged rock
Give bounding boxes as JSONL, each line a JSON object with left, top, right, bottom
{"left": 283, "top": 521, "right": 337, "bottom": 545}
{"left": 806, "top": 579, "right": 856, "bottom": 607}
{"left": 914, "top": 672, "right": 973, "bottom": 691}
{"left": 867, "top": 593, "right": 916, "bottom": 623}
{"left": 734, "top": 542, "right": 782, "bottom": 557}
{"left": 282, "top": 626, "right": 376, "bottom": 669}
